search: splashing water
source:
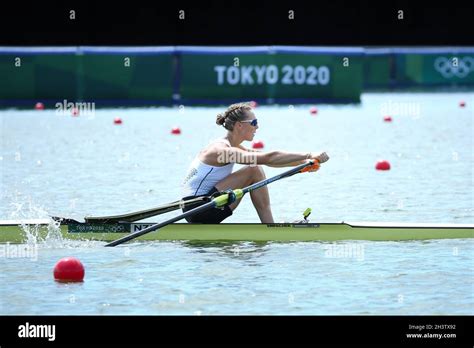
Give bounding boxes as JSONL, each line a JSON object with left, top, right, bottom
{"left": 19, "top": 219, "right": 63, "bottom": 246}
{"left": 7, "top": 197, "right": 101, "bottom": 249}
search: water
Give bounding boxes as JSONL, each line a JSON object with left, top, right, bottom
{"left": 1, "top": 239, "right": 473, "bottom": 315}
{"left": 0, "top": 92, "right": 473, "bottom": 314}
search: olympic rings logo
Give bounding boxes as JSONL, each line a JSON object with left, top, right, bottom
{"left": 434, "top": 57, "right": 474, "bottom": 78}
{"left": 109, "top": 224, "right": 125, "bottom": 233}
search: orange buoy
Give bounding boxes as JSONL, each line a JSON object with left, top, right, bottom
{"left": 384, "top": 116, "right": 393, "bottom": 122}
{"left": 309, "top": 107, "right": 318, "bottom": 115}
{"left": 252, "top": 140, "right": 265, "bottom": 149}
{"left": 54, "top": 257, "right": 85, "bottom": 282}
{"left": 375, "top": 160, "right": 391, "bottom": 171}
{"left": 34, "top": 102, "right": 45, "bottom": 110}
{"left": 113, "top": 117, "right": 123, "bottom": 125}
{"left": 459, "top": 101, "right": 466, "bottom": 108}
{"left": 171, "top": 127, "right": 181, "bottom": 135}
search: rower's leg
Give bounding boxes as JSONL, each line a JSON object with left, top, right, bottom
{"left": 215, "top": 166, "right": 253, "bottom": 212}
{"left": 215, "top": 165, "right": 274, "bottom": 223}
{"left": 248, "top": 166, "right": 274, "bottom": 223}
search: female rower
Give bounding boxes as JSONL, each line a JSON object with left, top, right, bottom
{"left": 181, "top": 102, "right": 329, "bottom": 223}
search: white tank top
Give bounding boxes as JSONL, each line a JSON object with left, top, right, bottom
{"left": 182, "top": 140, "right": 235, "bottom": 197}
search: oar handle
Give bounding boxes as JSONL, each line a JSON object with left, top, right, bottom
{"left": 300, "top": 160, "right": 320, "bottom": 173}
{"left": 213, "top": 189, "right": 244, "bottom": 207}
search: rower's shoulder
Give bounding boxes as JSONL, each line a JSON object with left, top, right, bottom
{"left": 206, "top": 138, "right": 232, "bottom": 151}
{"left": 212, "top": 138, "right": 232, "bottom": 146}
{"left": 198, "top": 140, "right": 230, "bottom": 161}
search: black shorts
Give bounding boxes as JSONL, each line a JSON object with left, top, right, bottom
{"left": 182, "top": 187, "right": 233, "bottom": 224}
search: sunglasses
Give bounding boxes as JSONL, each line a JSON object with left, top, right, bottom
{"left": 240, "top": 119, "right": 258, "bottom": 127}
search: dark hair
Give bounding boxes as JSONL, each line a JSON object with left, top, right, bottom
{"left": 216, "top": 102, "right": 253, "bottom": 131}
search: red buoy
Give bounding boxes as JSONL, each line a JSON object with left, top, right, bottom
{"left": 35, "top": 102, "right": 45, "bottom": 110}
{"left": 459, "top": 101, "right": 466, "bottom": 108}
{"left": 71, "top": 107, "right": 79, "bottom": 117}
{"left": 375, "top": 160, "right": 391, "bottom": 171}
{"left": 384, "top": 116, "right": 393, "bottom": 122}
{"left": 252, "top": 140, "right": 265, "bottom": 149}
{"left": 249, "top": 100, "right": 258, "bottom": 108}
{"left": 171, "top": 127, "right": 181, "bottom": 135}
{"left": 54, "top": 257, "right": 85, "bottom": 282}
{"left": 309, "top": 107, "right": 318, "bottom": 115}
{"left": 113, "top": 117, "right": 123, "bottom": 125}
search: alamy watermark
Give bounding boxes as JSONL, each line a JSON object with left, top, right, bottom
{"left": 0, "top": 243, "right": 38, "bottom": 261}
{"left": 18, "top": 322, "right": 55, "bottom": 341}
{"left": 217, "top": 149, "right": 258, "bottom": 167}
{"left": 380, "top": 100, "right": 421, "bottom": 119}
{"left": 55, "top": 99, "right": 96, "bottom": 117}
{"left": 323, "top": 243, "right": 365, "bottom": 261}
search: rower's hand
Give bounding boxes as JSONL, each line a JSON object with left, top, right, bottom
{"left": 313, "top": 152, "right": 329, "bottom": 164}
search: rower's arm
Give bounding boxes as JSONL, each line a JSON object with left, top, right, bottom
{"left": 221, "top": 146, "right": 312, "bottom": 166}
{"left": 237, "top": 145, "right": 299, "bottom": 167}
{"left": 265, "top": 160, "right": 307, "bottom": 168}
{"left": 268, "top": 151, "right": 329, "bottom": 167}
{"left": 237, "top": 144, "right": 259, "bottom": 153}
{"left": 207, "top": 143, "right": 328, "bottom": 167}
{"left": 263, "top": 151, "right": 311, "bottom": 167}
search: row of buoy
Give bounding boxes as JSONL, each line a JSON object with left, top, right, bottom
{"left": 33, "top": 100, "right": 468, "bottom": 112}
{"left": 34, "top": 99, "right": 468, "bottom": 166}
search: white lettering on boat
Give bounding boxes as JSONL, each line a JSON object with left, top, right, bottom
{"left": 132, "top": 224, "right": 155, "bottom": 232}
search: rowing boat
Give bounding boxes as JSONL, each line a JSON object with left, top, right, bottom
{"left": 1, "top": 219, "right": 472, "bottom": 243}
{"left": 2, "top": 162, "right": 471, "bottom": 245}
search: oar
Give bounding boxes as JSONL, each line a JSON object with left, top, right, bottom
{"left": 85, "top": 196, "right": 208, "bottom": 223}
{"left": 105, "top": 160, "right": 319, "bottom": 247}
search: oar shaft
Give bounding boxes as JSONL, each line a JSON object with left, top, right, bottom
{"left": 105, "top": 200, "right": 216, "bottom": 247}
{"left": 86, "top": 197, "right": 207, "bottom": 223}
{"left": 243, "top": 160, "right": 315, "bottom": 194}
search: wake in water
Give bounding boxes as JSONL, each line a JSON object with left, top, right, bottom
{"left": 8, "top": 199, "right": 101, "bottom": 249}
